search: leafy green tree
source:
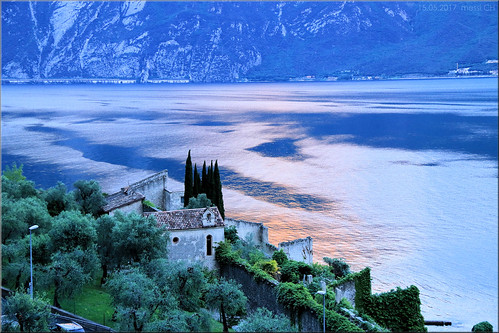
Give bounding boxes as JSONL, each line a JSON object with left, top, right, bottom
{"left": 45, "top": 211, "right": 99, "bottom": 307}
{"left": 143, "top": 309, "right": 211, "bottom": 332}
{"left": 145, "top": 259, "right": 207, "bottom": 312}
{"left": 73, "top": 179, "right": 105, "bottom": 217}
{"left": 2, "top": 292, "right": 52, "bottom": 332}
{"left": 43, "top": 182, "right": 77, "bottom": 217}
{"left": 184, "top": 150, "right": 193, "bottom": 207}
{"left": 2, "top": 239, "right": 29, "bottom": 290}
{"left": 3, "top": 162, "right": 27, "bottom": 181}
{"left": 1, "top": 196, "right": 51, "bottom": 244}
{"left": 106, "top": 267, "right": 174, "bottom": 332}
{"left": 1, "top": 176, "right": 38, "bottom": 200}
{"left": 185, "top": 193, "right": 213, "bottom": 209}
{"left": 2, "top": 163, "right": 38, "bottom": 199}
{"left": 112, "top": 212, "right": 168, "bottom": 266}
{"left": 237, "top": 307, "right": 297, "bottom": 332}
{"left": 94, "top": 214, "right": 117, "bottom": 285}
{"left": 205, "top": 278, "right": 248, "bottom": 332}
{"left": 44, "top": 247, "right": 99, "bottom": 308}
{"left": 323, "top": 257, "right": 351, "bottom": 278}
{"left": 48, "top": 210, "right": 96, "bottom": 253}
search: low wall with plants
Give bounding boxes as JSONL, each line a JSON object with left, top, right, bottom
{"left": 344, "top": 267, "right": 427, "bottom": 332}
{"left": 220, "top": 262, "right": 322, "bottom": 332}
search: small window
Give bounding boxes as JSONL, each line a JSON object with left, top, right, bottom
{"left": 180, "top": 196, "right": 184, "bottom": 204}
{"left": 172, "top": 237, "right": 179, "bottom": 244}
{"left": 206, "top": 235, "right": 213, "bottom": 256}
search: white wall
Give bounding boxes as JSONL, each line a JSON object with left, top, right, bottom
{"left": 279, "top": 236, "right": 313, "bottom": 264}
{"left": 168, "top": 226, "right": 224, "bottom": 270}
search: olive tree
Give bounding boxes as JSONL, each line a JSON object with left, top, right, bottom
{"left": 237, "top": 307, "right": 297, "bottom": 332}
{"left": 105, "top": 267, "right": 175, "bottom": 332}
{"left": 205, "top": 278, "right": 248, "bottom": 332}
{"left": 112, "top": 212, "right": 168, "bottom": 266}
{"left": 2, "top": 292, "right": 52, "bottom": 332}
{"left": 73, "top": 179, "right": 106, "bottom": 217}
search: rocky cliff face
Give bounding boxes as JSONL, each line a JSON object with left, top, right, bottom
{"left": 2, "top": 1, "right": 497, "bottom": 82}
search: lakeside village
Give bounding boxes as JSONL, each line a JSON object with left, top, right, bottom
{"left": 1, "top": 154, "right": 495, "bottom": 333}
{"left": 1, "top": 60, "right": 497, "bottom": 85}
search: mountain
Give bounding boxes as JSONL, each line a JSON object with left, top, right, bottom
{"left": 2, "top": 1, "right": 497, "bottom": 82}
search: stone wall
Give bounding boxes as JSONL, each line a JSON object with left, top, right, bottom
{"left": 130, "top": 170, "right": 168, "bottom": 210}
{"left": 165, "top": 190, "right": 184, "bottom": 211}
{"left": 335, "top": 279, "right": 356, "bottom": 308}
{"left": 220, "top": 263, "right": 322, "bottom": 332}
{"left": 279, "top": 236, "right": 313, "bottom": 264}
{"left": 224, "top": 218, "right": 276, "bottom": 255}
{"left": 109, "top": 200, "right": 143, "bottom": 216}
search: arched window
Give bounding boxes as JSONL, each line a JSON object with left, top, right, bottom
{"left": 206, "top": 235, "right": 213, "bottom": 256}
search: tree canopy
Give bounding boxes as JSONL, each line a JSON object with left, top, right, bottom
{"left": 205, "top": 278, "right": 247, "bottom": 332}
{"left": 2, "top": 292, "right": 52, "bottom": 332}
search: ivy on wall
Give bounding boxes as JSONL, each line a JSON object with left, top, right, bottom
{"left": 354, "top": 268, "right": 426, "bottom": 332}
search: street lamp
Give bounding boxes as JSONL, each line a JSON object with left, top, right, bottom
{"left": 29, "top": 225, "right": 39, "bottom": 299}
{"left": 316, "top": 280, "right": 327, "bottom": 333}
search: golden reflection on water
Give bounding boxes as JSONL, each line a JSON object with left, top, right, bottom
{"left": 2, "top": 81, "right": 498, "bottom": 331}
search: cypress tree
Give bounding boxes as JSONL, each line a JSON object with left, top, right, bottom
{"left": 193, "top": 164, "right": 201, "bottom": 198}
{"left": 214, "top": 160, "right": 225, "bottom": 219}
{"left": 184, "top": 150, "right": 193, "bottom": 207}
{"left": 201, "top": 161, "right": 208, "bottom": 195}
{"left": 208, "top": 161, "right": 216, "bottom": 202}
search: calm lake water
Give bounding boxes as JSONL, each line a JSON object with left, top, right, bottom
{"left": 2, "top": 78, "right": 497, "bottom": 331}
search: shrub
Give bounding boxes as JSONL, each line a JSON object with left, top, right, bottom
{"left": 277, "top": 282, "right": 313, "bottom": 312}
{"left": 280, "top": 260, "right": 313, "bottom": 283}
{"left": 323, "top": 257, "right": 351, "bottom": 278}
{"left": 248, "top": 249, "right": 266, "bottom": 265}
{"left": 309, "top": 301, "right": 363, "bottom": 332}
{"left": 237, "top": 307, "right": 297, "bottom": 332}
{"left": 215, "top": 241, "right": 241, "bottom": 265}
{"left": 254, "top": 259, "right": 278, "bottom": 275}
{"left": 224, "top": 225, "right": 239, "bottom": 243}
{"left": 472, "top": 321, "right": 493, "bottom": 332}
{"left": 272, "top": 249, "right": 288, "bottom": 266}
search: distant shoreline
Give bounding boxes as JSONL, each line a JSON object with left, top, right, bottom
{"left": 1, "top": 74, "right": 497, "bottom": 85}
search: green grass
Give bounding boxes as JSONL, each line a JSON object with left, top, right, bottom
{"left": 58, "top": 280, "right": 116, "bottom": 328}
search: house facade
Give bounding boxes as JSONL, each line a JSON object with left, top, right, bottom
{"left": 145, "top": 207, "right": 225, "bottom": 270}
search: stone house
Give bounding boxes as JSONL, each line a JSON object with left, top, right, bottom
{"left": 145, "top": 207, "right": 225, "bottom": 270}
{"left": 102, "top": 170, "right": 313, "bottom": 267}
{"left": 102, "top": 170, "right": 183, "bottom": 215}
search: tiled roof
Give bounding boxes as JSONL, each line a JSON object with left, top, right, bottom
{"left": 102, "top": 187, "right": 145, "bottom": 212}
{"left": 145, "top": 207, "right": 224, "bottom": 230}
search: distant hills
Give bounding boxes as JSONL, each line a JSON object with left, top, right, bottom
{"left": 2, "top": 1, "right": 497, "bottom": 82}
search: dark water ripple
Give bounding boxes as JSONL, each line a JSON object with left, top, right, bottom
{"left": 252, "top": 112, "right": 498, "bottom": 160}
{"left": 12, "top": 125, "right": 333, "bottom": 212}
{"left": 247, "top": 138, "right": 303, "bottom": 159}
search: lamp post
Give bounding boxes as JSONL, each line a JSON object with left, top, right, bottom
{"left": 29, "top": 225, "right": 39, "bottom": 299}
{"left": 316, "top": 280, "right": 327, "bottom": 333}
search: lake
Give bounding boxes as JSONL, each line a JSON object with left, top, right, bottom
{"left": 1, "top": 78, "right": 497, "bottom": 331}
